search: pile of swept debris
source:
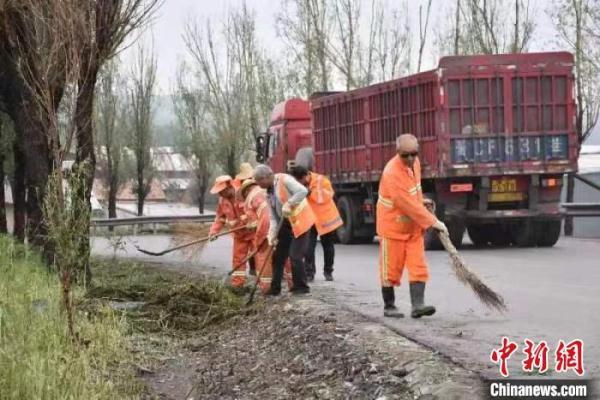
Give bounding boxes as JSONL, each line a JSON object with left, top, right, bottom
{"left": 86, "top": 260, "right": 481, "bottom": 399}
{"left": 146, "top": 299, "right": 414, "bottom": 400}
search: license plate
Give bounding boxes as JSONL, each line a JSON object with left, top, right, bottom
{"left": 491, "top": 179, "right": 517, "bottom": 193}
{"left": 488, "top": 192, "right": 525, "bottom": 202}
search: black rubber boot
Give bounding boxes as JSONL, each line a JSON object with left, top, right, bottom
{"left": 324, "top": 272, "right": 334, "bottom": 281}
{"left": 382, "top": 287, "right": 404, "bottom": 318}
{"left": 410, "top": 282, "right": 436, "bottom": 318}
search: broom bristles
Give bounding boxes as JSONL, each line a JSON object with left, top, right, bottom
{"left": 170, "top": 222, "right": 212, "bottom": 260}
{"left": 439, "top": 233, "right": 508, "bottom": 312}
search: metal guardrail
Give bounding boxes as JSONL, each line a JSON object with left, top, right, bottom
{"left": 90, "top": 214, "right": 214, "bottom": 228}
{"left": 561, "top": 203, "right": 600, "bottom": 217}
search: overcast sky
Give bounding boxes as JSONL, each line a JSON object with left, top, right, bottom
{"left": 124, "top": 0, "right": 600, "bottom": 144}
{"left": 130, "top": 0, "right": 557, "bottom": 93}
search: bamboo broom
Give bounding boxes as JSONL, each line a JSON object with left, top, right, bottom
{"left": 437, "top": 231, "right": 508, "bottom": 312}
{"left": 134, "top": 224, "right": 246, "bottom": 257}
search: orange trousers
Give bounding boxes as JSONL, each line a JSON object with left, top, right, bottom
{"left": 231, "top": 236, "right": 253, "bottom": 287}
{"left": 378, "top": 234, "right": 429, "bottom": 287}
{"left": 253, "top": 243, "right": 293, "bottom": 294}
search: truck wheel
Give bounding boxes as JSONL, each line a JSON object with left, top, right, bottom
{"left": 510, "top": 221, "right": 536, "bottom": 247}
{"left": 488, "top": 224, "right": 512, "bottom": 247}
{"left": 467, "top": 225, "right": 489, "bottom": 247}
{"left": 536, "top": 220, "right": 561, "bottom": 247}
{"left": 425, "top": 221, "right": 464, "bottom": 250}
{"left": 424, "top": 228, "right": 444, "bottom": 250}
{"left": 336, "top": 196, "right": 354, "bottom": 245}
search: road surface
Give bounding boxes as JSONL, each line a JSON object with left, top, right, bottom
{"left": 92, "top": 234, "right": 600, "bottom": 380}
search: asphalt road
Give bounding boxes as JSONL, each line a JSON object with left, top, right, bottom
{"left": 92, "top": 234, "right": 600, "bottom": 380}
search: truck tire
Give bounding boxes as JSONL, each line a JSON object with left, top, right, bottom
{"left": 536, "top": 220, "right": 561, "bottom": 247}
{"left": 510, "top": 221, "right": 536, "bottom": 247}
{"left": 467, "top": 225, "right": 490, "bottom": 247}
{"left": 425, "top": 221, "right": 464, "bottom": 250}
{"left": 336, "top": 196, "right": 354, "bottom": 245}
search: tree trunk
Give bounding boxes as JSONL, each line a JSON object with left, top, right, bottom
{"left": 198, "top": 176, "right": 207, "bottom": 214}
{"left": 74, "top": 57, "right": 98, "bottom": 285}
{"left": 564, "top": 173, "right": 575, "bottom": 236}
{"left": 11, "top": 140, "right": 26, "bottom": 242}
{"left": 0, "top": 154, "right": 7, "bottom": 234}
{"left": 108, "top": 182, "right": 117, "bottom": 218}
{"left": 137, "top": 175, "right": 145, "bottom": 216}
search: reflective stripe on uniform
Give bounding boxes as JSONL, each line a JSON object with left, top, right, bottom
{"left": 381, "top": 237, "right": 391, "bottom": 287}
{"left": 316, "top": 175, "right": 324, "bottom": 204}
{"left": 290, "top": 198, "right": 309, "bottom": 217}
{"left": 322, "top": 216, "right": 342, "bottom": 228}
{"left": 378, "top": 195, "right": 393, "bottom": 208}
{"left": 231, "top": 271, "right": 246, "bottom": 277}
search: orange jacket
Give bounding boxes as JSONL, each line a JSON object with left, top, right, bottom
{"left": 307, "top": 172, "right": 343, "bottom": 235}
{"left": 376, "top": 156, "right": 436, "bottom": 240}
{"left": 209, "top": 196, "right": 253, "bottom": 240}
{"left": 276, "top": 173, "right": 316, "bottom": 238}
{"left": 243, "top": 185, "right": 271, "bottom": 250}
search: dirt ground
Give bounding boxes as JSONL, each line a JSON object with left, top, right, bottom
{"left": 142, "top": 296, "right": 482, "bottom": 400}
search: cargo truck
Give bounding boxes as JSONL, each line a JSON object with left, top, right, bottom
{"left": 256, "top": 52, "right": 578, "bottom": 248}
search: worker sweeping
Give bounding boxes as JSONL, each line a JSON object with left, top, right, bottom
{"left": 377, "top": 134, "right": 448, "bottom": 318}
{"left": 290, "top": 165, "right": 342, "bottom": 282}
{"left": 239, "top": 178, "right": 293, "bottom": 293}
{"left": 235, "top": 162, "right": 257, "bottom": 276}
{"left": 253, "top": 164, "right": 314, "bottom": 295}
{"left": 208, "top": 175, "right": 255, "bottom": 290}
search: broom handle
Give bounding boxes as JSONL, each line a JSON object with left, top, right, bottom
{"left": 136, "top": 225, "right": 247, "bottom": 256}
{"left": 246, "top": 218, "right": 285, "bottom": 305}
{"left": 437, "top": 231, "right": 459, "bottom": 255}
{"left": 228, "top": 238, "right": 267, "bottom": 275}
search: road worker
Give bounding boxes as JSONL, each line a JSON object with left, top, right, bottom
{"left": 208, "top": 175, "right": 255, "bottom": 290}
{"left": 377, "top": 134, "right": 448, "bottom": 318}
{"left": 235, "top": 162, "right": 257, "bottom": 276}
{"left": 253, "top": 164, "right": 314, "bottom": 295}
{"left": 290, "top": 165, "right": 342, "bottom": 281}
{"left": 240, "top": 178, "right": 294, "bottom": 293}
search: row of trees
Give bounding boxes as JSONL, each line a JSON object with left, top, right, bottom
{"left": 0, "top": 0, "right": 598, "bottom": 268}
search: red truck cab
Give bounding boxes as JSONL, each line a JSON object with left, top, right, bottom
{"left": 256, "top": 98, "right": 312, "bottom": 172}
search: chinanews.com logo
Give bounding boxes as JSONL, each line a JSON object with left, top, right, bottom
{"left": 486, "top": 337, "right": 594, "bottom": 399}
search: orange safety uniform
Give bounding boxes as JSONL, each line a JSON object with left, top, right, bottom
{"left": 243, "top": 184, "right": 292, "bottom": 293}
{"left": 210, "top": 196, "right": 254, "bottom": 287}
{"left": 307, "top": 172, "right": 343, "bottom": 235}
{"left": 276, "top": 173, "right": 316, "bottom": 238}
{"left": 376, "top": 156, "right": 436, "bottom": 287}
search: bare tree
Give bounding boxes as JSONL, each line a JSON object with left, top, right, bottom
{"left": 128, "top": 44, "right": 157, "bottom": 216}
{"left": 435, "top": 0, "right": 536, "bottom": 56}
{"left": 552, "top": 0, "right": 600, "bottom": 235}
{"left": 96, "top": 60, "right": 127, "bottom": 220}
{"left": 173, "top": 62, "right": 214, "bottom": 214}
{"left": 276, "top": 0, "right": 331, "bottom": 96}
{"left": 0, "top": 112, "right": 11, "bottom": 233}
{"left": 417, "top": 0, "right": 433, "bottom": 73}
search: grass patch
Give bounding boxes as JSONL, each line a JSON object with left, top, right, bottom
{"left": 85, "top": 260, "right": 248, "bottom": 333}
{"left": 0, "top": 236, "right": 142, "bottom": 400}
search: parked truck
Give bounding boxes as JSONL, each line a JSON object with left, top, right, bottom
{"left": 256, "top": 52, "right": 578, "bottom": 248}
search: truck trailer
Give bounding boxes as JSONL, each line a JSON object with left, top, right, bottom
{"left": 256, "top": 52, "right": 578, "bottom": 249}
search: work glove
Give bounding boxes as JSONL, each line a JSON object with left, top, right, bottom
{"left": 281, "top": 202, "right": 292, "bottom": 218}
{"left": 267, "top": 231, "right": 278, "bottom": 247}
{"left": 226, "top": 219, "right": 238, "bottom": 229}
{"left": 423, "top": 198, "right": 435, "bottom": 213}
{"left": 245, "top": 221, "right": 257, "bottom": 231}
{"left": 431, "top": 219, "right": 449, "bottom": 236}
{"left": 208, "top": 234, "right": 218, "bottom": 242}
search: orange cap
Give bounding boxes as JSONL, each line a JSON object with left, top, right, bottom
{"left": 210, "top": 175, "right": 233, "bottom": 194}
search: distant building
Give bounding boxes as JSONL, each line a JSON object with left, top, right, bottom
{"left": 152, "top": 146, "right": 194, "bottom": 202}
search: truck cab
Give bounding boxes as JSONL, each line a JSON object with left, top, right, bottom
{"left": 256, "top": 98, "right": 312, "bottom": 172}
